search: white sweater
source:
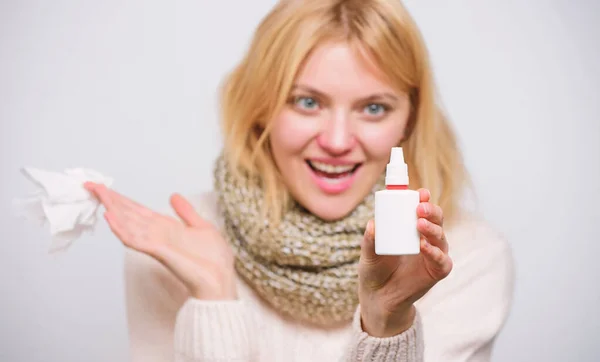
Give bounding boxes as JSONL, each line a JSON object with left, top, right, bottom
{"left": 123, "top": 191, "right": 514, "bottom": 361}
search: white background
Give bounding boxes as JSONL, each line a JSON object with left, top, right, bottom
{"left": 1, "top": 1, "right": 598, "bottom": 361}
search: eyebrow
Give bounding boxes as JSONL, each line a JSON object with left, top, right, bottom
{"left": 291, "top": 84, "right": 400, "bottom": 102}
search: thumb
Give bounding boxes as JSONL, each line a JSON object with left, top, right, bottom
{"left": 360, "top": 219, "right": 378, "bottom": 263}
{"left": 170, "top": 193, "right": 211, "bottom": 228}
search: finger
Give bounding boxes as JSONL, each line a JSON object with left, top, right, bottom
{"left": 170, "top": 193, "right": 212, "bottom": 228}
{"left": 418, "top": 188, "right": 430, "bottom": 203}
{"left": 114, "top": 191, "right": 151, "bottom": 214}
{"left": 85, "top": 183, "right": 133, "bottom": 213}
{"left": 420, "top": 239, "right": 453, "bottom": 279}
{"left": 417, "top": 218, "right": 448, "bottom": 253}
{"left": 417, "top": 202, "right": 444, "bottom": 226}
{"left": 86, "top": 182, "right": 116, "bottom": 211}
{"left": 359, "top": 219, "right": 378, "bottom": 263}
{"left": 101, "top": 186, "right": 151, "bottom": 214}
{"left": 93, "top": 183, "right": 155, "bottom": 218}
{"left": 83, "top": 181, "right": 97, "bottom": 192}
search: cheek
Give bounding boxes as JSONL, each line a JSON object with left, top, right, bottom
{"left": 357, "top": 118, "right": 407, "bottom": 161}
{"left": 270, "top": 109, "right": 319, "bottom": 154}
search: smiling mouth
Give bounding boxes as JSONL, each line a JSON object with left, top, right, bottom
{"left": 306, "top": 160, "right": 362, "bottom": 182}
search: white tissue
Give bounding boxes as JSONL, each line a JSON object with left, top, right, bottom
{"left": 13, "top": 167, "right": 114, "bottom": 252}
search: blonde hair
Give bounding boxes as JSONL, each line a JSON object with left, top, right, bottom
{"left": 218, "top": 0, "right": 470, "bottom": 224}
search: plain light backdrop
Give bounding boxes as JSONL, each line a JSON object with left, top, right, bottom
{"left": 1, "top": 1, "right": 598, "bottom": 361}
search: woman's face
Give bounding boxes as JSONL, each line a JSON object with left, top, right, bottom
{"left": 269, "top": 41, "right": 411, "bottom": 221}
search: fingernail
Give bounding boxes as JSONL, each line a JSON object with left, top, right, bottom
{"left": 365, "top": 220, "right": 374, "bottom": 238}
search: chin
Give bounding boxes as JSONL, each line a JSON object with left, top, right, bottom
{"left": 312, "top": 200, "right": 356, "bottom": 221}
{"left": 303, "top": 196, "right": 359, "bottom": 221}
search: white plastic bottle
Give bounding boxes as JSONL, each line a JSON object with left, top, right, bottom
{"left": 374, "top": 147, "right": 420, "bottom": 255}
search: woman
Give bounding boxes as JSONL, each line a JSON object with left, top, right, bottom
{"left": 86, "top": 0, "right": 514, "bottom": 361}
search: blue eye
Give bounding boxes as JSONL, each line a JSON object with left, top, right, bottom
{"left": 364, "top": 103, "right": 386, "bottom": 116}
{"left": 295, "top": 96, "right": 319, "bottom": 110}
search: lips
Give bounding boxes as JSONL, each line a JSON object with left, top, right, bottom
{"left": 305, "top": 159, "right": 362, "bottom": 194}
{"left": 307, "top": 160, "right": 360, "bottom": 177}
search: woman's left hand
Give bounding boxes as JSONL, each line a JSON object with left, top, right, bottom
{"left": 358, "top": 188, "right": 453, "bottom": 337}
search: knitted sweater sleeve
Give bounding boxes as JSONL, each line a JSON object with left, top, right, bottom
{"left": 341, "top": 307, "right": 424, "bottom": 361}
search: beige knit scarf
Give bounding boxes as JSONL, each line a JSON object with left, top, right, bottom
{"left": 213, "top": 153, "right": 385, "bottom": 326}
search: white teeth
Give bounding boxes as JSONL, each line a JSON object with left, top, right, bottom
{"left": 308, "top": 161, "right": 356, "bottom": 174}
{"left": 322, "top": 174, "right": 352, "bottom": 184}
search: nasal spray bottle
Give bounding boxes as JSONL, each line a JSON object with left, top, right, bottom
{"left": 374, "top": 147, "right": 420, "bottom": 255}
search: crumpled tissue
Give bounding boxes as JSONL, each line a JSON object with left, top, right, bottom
{"left": 13, "top": 167, "right": 114, "bottom": 252}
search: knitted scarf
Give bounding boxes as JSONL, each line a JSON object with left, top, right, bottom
{"left": 213, "top": 153, "right": 385, "bottom": 326}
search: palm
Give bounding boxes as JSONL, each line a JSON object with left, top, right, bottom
{"left": 85, "top": 182, "right": 235, "bottom": 299}
{"left": 382, "top": 253, "right": 443, "bottom": 302}
{"left": 169, "top": 225, "right": 235, "bottom": 291}
{"left": 360, "top": 254, "right": 423, "bottom": 304}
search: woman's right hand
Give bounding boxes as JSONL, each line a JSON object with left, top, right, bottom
{"left": 84, "top": 182, "right": 237, "bottom": 300}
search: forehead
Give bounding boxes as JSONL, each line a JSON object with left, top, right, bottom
{"left": 294, "top": 41, "right": 396, "bottom": 96}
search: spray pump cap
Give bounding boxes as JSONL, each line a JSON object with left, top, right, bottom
{"left": 385, "top": 147, "right": 409, "bottom": 186}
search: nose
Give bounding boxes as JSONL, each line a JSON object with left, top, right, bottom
{"left": 316, "top": 110, "right": 356, "bottom": 155}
